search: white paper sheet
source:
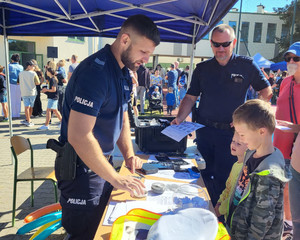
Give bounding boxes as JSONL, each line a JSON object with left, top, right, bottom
{"left": 161, "top": 121, "right": 204, "bottom": 142}
{"left": 103, "top": 201, "right": 119, "bottom": 225}
{"left": 276, "top": 125, "right": 292, "bottom": 131}
{"left": 144, "top": 179, "right": 185, "bottom": 208}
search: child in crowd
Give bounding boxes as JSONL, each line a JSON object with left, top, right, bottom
{"left": 151, "top": 86, "right": 161, "bottom": 99}
{"left": 166, "top": 87, "right": 175, "bottom": 116}
{"left": 38, "top": 67, "right": 62, "bottom": 130}
{"left": 0, "top": 65, "right": 8, "bottom": 122}
{"left": 178, "top": 69, "right": 187, "bottom": 105}
{"left": 229, "top": 99, "right": 291, "bottom": 239}
{"left": 215, "top": 131, "right": 247, "bottom": 221}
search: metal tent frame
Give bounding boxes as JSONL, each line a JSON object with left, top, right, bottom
{"left": 1, "top": 0, "right": 237, "bottom": 135}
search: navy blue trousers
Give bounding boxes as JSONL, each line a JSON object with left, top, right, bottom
{"left": 57, "top": 160, "right": 113, "bottom": 240}
{"left": 196, "top": 127, "right": 236, "bottom": 206}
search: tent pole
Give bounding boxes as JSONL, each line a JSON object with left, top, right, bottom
{"left": 235, "top": 0, "right": 243, "bottom": 54}
{"left": 2, "top": 8, "right": 13, "bottom": 137}
{"left": 188, "top": 20, "right": 197, "bottom": 88}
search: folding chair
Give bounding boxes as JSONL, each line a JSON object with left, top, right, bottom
{"left": 10, "top": 135, "right": 58, "bottom": 226}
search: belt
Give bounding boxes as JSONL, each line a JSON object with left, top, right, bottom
{"left": 199, "top": 118, "right": 232, "bottom": 130}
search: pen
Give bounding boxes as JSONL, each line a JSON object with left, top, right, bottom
{"left": 125, "top": 166, "right": 145, "bottom": 178}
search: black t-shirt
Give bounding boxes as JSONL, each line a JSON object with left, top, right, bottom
{"left": 137, "top": 65, "right": 150, "bottom": 88}
{"left": 0, "top": 74, "right": 6, "bottom": 93}
{"left": 47, "top": 77, "right": 58, "bottom": 100}
{"left": 246, "top": 152, "right": 271, "bottom": 173}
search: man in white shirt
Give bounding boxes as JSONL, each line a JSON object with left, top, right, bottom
{"left": 18, "top": 61, "right": 40, "bottom": 126}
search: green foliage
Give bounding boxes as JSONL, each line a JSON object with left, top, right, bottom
{"left": 272, "top": 1, "right": 300, "bottom": 62}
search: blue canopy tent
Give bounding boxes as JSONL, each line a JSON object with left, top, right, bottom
{"left": 270, "top": 61, "right": 287, "bottom": 71}
{"left": 253, "top": 53, "right": 274, "bottom": 69}
{"left": 0, "top": 0, "right": 238, "bottom": 135}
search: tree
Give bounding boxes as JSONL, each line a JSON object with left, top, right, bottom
{"left": 272, "top": 1, "right": 300, "bottom": 62}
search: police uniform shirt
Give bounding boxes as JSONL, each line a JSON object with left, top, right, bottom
{"left": 187, "top": 53, "right": 270, "bottom": 123}
{"left": 60, "top": 44, "right": 132, "bottom": 155}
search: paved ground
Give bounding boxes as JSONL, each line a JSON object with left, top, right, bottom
{"left": 0, "top": 94, "right": 65, "bottom": 240}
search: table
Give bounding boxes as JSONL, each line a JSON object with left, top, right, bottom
{"left": 94, "top": 155, "right": 215, "bottom": 240}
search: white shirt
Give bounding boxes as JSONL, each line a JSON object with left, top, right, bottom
{"left": 19, "top": 70, "right": 39, "bottom": 97}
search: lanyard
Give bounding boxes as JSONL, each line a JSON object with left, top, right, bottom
{"left": 289, "top": 78, "right": 298, "bottom": 124}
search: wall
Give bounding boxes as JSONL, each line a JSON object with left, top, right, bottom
{"left": 0, "top": 36, "right": 100, "bottom": 70}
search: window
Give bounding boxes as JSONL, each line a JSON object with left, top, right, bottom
{"left": 266, "top": 23, "right": 276, "bottom": 43}
{"left": 8, "top": 40, "right": 35, "bottom": 53}
{"left": 229, "top": 21, "right": 237, "bottom": 34}
{"left": 77, "top": 37, "right": 84, "bottom": 41}
{"left": 68, "top": 36, "right": 85, "bottom": 42}
{"left": 241, "top": 22, "right": 249, "bottom": 42}
{"left": 253, "top": 23, "right": 262, "bottom": 42}
{"left": 281, "top": 24, "right": 289, "bottom": 39}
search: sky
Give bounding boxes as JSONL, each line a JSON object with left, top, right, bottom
{"left": 232, "top": 0, "right": 294, "bottom": 13}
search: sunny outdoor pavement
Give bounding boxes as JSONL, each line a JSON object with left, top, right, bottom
{"left": 0, "top": 94, "right": 66, "bottom": 240}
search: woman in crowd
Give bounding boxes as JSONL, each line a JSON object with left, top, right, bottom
{"left": 150, "top": 69, "right": 162, "bottom": 87}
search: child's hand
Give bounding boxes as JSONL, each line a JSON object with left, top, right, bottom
{"left": 214, "top": 202, "right": 221, "bottom": 217}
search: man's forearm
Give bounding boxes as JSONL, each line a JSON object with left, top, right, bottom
{"left": 258, "top": 86, "right": 273, "bottom": 102}
{"left": 70, "top": 131, "right": 119, "bottom": 184}
{"left": 176, "top": 94, "right": 197, "bottom": 123}
{"left": 117, "top": 111, "right": 135, "bottom": 160}
{"left": 68, "top": 110, "right": 118, "bottom": 184}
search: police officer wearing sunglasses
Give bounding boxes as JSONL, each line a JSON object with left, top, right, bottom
{"left": 172, "top": 24, "right": 272, "bottom": 206}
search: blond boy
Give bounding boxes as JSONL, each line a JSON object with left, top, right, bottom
{"left": 229, "top": 99, "right": 291, "bottom": 239}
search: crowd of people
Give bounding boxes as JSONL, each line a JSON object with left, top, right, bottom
{"left": 126, "top": 61, "right": 189, "bottom": 117}
{"left": 0, "top": 14, "right": 299, "bottom": 240}
{"left": 0, "top": 54, "right": 79, "bottom": 129}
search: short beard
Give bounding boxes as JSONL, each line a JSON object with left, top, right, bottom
{"left": 215, "top": 55, "right": 228, "bottom": 61}
{"left": 287, "top": 63, "right": 298, "bottom": 76}
{"left": 121, "top": 44, "right": 138, "bottom": 71}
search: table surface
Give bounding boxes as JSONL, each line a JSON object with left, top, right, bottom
{"left": 94, "top": 155, "right": 215, "bottom": 240}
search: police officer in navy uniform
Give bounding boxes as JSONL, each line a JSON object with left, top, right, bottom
{"left": 57, "top": 15, "right": 160, "bottom": 239}
{"left": 172, "top": 24, "right": 272, "bottom": 206}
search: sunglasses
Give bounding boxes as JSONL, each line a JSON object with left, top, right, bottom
{"left": 284, "top": 56, "right": 300, "bottom": 62}
{"left": 211, "top": 40, "right": 233, "bottom": 48}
